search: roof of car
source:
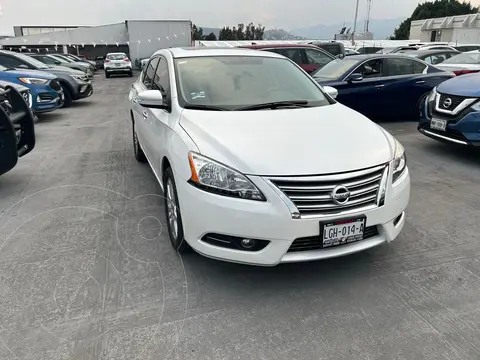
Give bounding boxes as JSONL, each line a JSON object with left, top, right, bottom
{"left": 340, "top": 54, "right": 427, "bottom": 61}
{"left": 165, "top": 47, "right": 285, "bottom": 59}
{"left": 405, "top": 49, "right": 460, "bottom": 57}
{"left": 238, "top": 43, "right": 321, "bottom": 50}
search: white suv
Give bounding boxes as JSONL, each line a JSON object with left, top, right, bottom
{"left": 104, "top": 52, "right": 132, "bottom": 78}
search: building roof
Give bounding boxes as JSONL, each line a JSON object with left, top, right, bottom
{"left": 195, "top": 39, "right": 422, "bottom": 50}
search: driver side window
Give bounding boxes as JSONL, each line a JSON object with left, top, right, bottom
{"left": 354, "top": 59, "right": 384, "bottom": 78}
{"left": 142, "top": 57, "right": 159, "bottom": 89}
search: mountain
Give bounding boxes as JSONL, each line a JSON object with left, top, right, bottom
{"left": 264, "top": 29, "right": 306, "bottom": 40}
{"left": 291, "top": 17, "right": 404, "bottom": 40}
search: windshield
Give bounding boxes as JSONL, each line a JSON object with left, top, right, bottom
{"left": 13, "top": 52, "right": 49, "bottom": 69}
{"left": 442, "top": 52, "right": 480, "bottom": 64}
{"left": 311, "top": 58, "right": 358, "bottom": 79}
{"left": 174, "top": 56, "right": 330, "bottom": 110}
{"left": 107, "top": 54, "right": 127, "bottom": 60}
{"left": 50, "top": 55, "right": 70, "bottom": 63}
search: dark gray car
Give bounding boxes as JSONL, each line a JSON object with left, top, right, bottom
{"left": 28, "top": 53, "right": 94, "bottom": 78}
{"left": 0, "top": 50, "right": 93, "bottom": 107}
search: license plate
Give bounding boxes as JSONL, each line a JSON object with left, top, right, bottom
{"left": 115, "top": 63, "right": 121, "bottom": 67}
{"left": 320, "top": 216, "right": 366, "bottom": 248}
{"left": 430, "top": 118, "right": 447, "bottom": 131}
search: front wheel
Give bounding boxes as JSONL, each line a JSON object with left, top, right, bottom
{"left": 61, "top": 85, "right": 73, "bottom": 108}
{"left": 163, "top": 167, "right": 190, "bottom": 253}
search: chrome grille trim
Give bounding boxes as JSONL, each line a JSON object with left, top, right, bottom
{"left": 266, "top": 164, "right": 389, "bottom": 218}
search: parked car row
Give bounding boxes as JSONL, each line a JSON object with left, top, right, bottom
{"left": 0, "top": 50, "right": 96, "bottom": 175}
{"left": 0, "top": 50, "right": 94, "bottom": 110}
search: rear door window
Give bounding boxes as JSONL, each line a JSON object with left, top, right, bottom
{"left": 273, "top": 48, "right": 305, "bottom": 65}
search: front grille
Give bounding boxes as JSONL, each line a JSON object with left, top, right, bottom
{"left": 49, "top": 79, "right": 61, "bottom": 91}
{"left": 287, "top": 225, "right": 379, "bottom": 252}
{"left": 268, "top": 165, "right": 387, "bottom": 217}
{"left": 438, "top": 93, "right": 466, "bottom": 111}
{"left": 38, "top": 93, "right": 54, "bottom": 101}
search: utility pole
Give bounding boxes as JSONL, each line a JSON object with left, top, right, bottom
{"left": 351, "top": 0, "right": 360, "bottom": 46}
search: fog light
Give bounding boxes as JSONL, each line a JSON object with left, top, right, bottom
{"left": 240, "top": 238, "right": 256, "bottom": 249}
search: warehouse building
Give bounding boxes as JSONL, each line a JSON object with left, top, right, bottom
{"left": 410, "top": 13, "right": 480, "bottom": 43}
{"left": 0, "top": 20, "right": 193, "bottom": 62}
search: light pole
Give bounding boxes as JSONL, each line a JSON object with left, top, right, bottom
{"left": 351, "top": 0, "right": 360, "bottom": 46}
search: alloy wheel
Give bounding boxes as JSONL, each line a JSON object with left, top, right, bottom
{"left": 166, "top": 178, "right": 179, "bottom": 240}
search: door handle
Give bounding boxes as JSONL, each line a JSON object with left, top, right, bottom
{"left": 375, "top": 84, "right": 384, "bottom": 88}
{"left": 415, "top": 80, "right": 426, "bottom": 84}
{"left": 142, "top": 111, "right": 148, "bottom": 119}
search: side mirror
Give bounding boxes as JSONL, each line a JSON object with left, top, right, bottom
{"left": 323, "top": 86, "right": 338, "bottom": 99}
{"left": 54, "top": 60, "right": 61, "bottom": 65}
{"left": 347, "top": 73, "right": 363, "bottom": 82}
{"left": 17, "top": 64, "right": 28, "bottom": 69}
{"left": 137, "top": 90, "right": 168, "bottom": 109}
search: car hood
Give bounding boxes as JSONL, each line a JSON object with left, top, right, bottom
{"left": 5, "top": 68, "right": 56, "bottom": 80}
{"left": 437, "top": 72, "right": 480, "bottom": 97}
{"left": 0, "top": 79, "right": 28, "bottom": 92}
{"left": 45, "top": 65, "right": 85, "bottom": 75}
{"left": 179, "top": 103, "right": 394, "bottom": 176}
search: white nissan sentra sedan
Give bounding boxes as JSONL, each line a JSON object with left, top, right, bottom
{"left": 128, "top": 47, "right": 410, "bottom": 266}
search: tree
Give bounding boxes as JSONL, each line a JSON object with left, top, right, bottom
{"left": 192, "top": 24, "right": 204, "bottom": 40}
{"left": 390, "top": 0, "right": 478, "bottom": 40}
{"left": 204, "top": 32, "right": 217, "bottom": 41}
{"left": 218, "top": 23, "right": 265, "bottom": 40}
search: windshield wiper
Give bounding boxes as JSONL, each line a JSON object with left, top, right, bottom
{"left": 183, "top": 104, "right": 230, "bottom": 111}
{"left": 236, "top": 100, "right": 310, "bottom": 111}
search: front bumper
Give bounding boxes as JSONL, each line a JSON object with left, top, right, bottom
{"left": 418, "top": 97, "right": 480, "bottom": 146}
{"left": 74, "top": 82, "right": 93, "bottom": 100}
{"left": 31, "top": 89, "right": 64, "bottom": 113}
{"left": 176, "top": 165, "right": 410, "bottom": 266}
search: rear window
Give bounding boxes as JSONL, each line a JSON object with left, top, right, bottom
{"left": 317, "top": 44, "right": 341, "bottom": 56}
{"left": 311, "top": 58, "right": 358, "bottom": 79}
{"left": 107, "top": 54, "right": 127, "bottom": 60}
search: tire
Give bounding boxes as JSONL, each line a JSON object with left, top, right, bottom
{"left": 61, "top": 84, "right": 73, "bottom": 108}
{"left": 128, "top": 71, "right": 133, "bottom": 77}
{"left": 416, "top": 92, "right": 430, "bottom": 121}
{"left": 105, "top": 71, "right": 110, "bottom": 78}
{"left": 132, "top": 121, "right": 147, "bottom": 163}
{"left": 163, "top": 167, "right": 190, "bottom": 253}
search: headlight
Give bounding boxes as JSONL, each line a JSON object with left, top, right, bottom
{"left": 427, "top": 87, "right": 437, "bottom": 102}
{"left": 69, "top": 74, "right": 87, "bottom": 82}
{"left": 18, "top": 77, "right": 48, "bottom": 84}
{"left": 187, "top": 152, "right": 266, "bottom": 201}
{"left": 392, "top": 139, "right": 407, "bottom": 183}
{"left": 470, "top": 101, "right": 480, "bottom": 111}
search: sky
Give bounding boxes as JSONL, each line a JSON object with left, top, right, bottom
{"left": 1, "top": 0, "right": 480, "bottom": 35}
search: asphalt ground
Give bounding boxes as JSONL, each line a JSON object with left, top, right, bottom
{"left": 1, "top": 72, "right": 480, "bottom": 360}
